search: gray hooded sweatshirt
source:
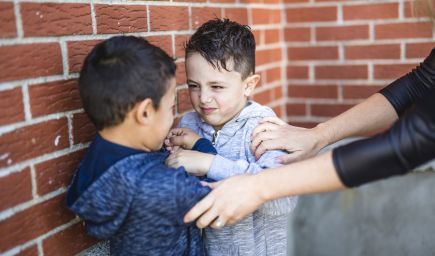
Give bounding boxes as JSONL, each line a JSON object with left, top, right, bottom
{"left": 179, "top": 101, "right": 298, "bottom": 256}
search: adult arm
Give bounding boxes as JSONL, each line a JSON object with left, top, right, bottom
{"left": 252, "top": 48, "right": 435, "bottom": 163}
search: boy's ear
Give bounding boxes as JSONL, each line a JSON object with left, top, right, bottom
{"left": 135, "top": 98, "right": 155, "bottom": 125}
{"left": 244, "top": 74, "right": 261, "bottom": 97}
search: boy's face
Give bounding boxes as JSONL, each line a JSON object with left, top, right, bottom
{"left": 186, "top": 53, "right": 250, "bottom": 130}
{"left": 148, "top": 78, "right": 176, "bottom": 150}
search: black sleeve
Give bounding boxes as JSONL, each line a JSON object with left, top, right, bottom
{"left": 332, "top": 87, "right": 435, "bottom": 187}
{"left": 379, "top": 47, "right": 435, "bottom": 116}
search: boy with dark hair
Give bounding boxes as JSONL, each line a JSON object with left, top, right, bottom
{"left": 65, "top": 36, "right": 214, "bottom": 255}
{"left": 166, "top": 19, "right": 297, "bottom": 255}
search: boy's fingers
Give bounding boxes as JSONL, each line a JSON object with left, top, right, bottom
{"left": 184, "top": 194, "right": 214, "bottom": 223}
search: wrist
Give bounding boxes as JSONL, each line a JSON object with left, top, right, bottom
{"left": 251, "top": 173, "right": 270, "bottom": 203}
{"left": 313, "top": 122, "right": 334, "bottom": 150}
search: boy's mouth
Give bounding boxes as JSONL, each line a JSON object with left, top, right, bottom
{"left": 200, "top": 107, "right": 216, "bottom": 115}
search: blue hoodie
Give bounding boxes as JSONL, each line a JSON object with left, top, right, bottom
{"left": 66, "top": 134, "right": 212, "bottom": 255}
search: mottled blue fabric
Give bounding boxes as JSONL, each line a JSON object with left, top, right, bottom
{"left": 66, "top": 136, "right": 211, "bottom": 255}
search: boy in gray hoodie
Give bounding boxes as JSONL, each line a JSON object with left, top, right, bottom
{"left": 165, "top": 19, "right": 298, "bottom": 256}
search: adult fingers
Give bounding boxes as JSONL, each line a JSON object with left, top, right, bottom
{"left": 184, "top": 194, "right": 215, "bottom": 224}
{"left": 254, "top": 139, "right": 282, "bottom": 159}
{"left": 252, "top": 122, "right": 279, "bottom": 138}
{"left": 259, "top": 116, "right": 287, "bottom": 126}
{"left": 277, "top": 151, "right": 303, "bottom": 164}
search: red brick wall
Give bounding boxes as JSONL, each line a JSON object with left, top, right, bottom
{"left": 0, "top": 0, "right": 433, "bottom": 255}
{"left": 0, "top": 1, "right": 284, "bottom": 255}
{"left": 285, "top": 0, "right": 434, "bottom": 128}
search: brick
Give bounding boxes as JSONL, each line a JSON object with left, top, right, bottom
{"left": 149, "top": 6, "right": 189, "bottom": 31}
{"left": 345, "top": 44, "right": 400, "bottom": 60}
{"left": 311, "top": 103, "right": 354, "bottom": 117}
{"left": 273, "top": 86, "right": 283, "bottom": 100}
{"left": 253, "top": 89, "right": 273, "bottom": 105}
{"left": 287, "top": 65, "right": 309, "bottom": 79}
{"left": 43, "top": 222, "right": 97, "bottom": 256}
{"left": 285, "top": 27, "right": 311, "bottom": 42}
{"left": 72, "top": 112, "right": 96, "bottom": 145}
{"left": 316, "top": 65, "right": 367, "bottom": 80}
{"left": 376, "top": 22, "right": 433, "bottom": 39}
{"left": 406, "top": 43, "right": 434, "bottom": 59}
{"left": 16, "top": 245, "right": 38, "bottom": 256}
{"left": 316, "top": 25, "right": 369, "bottom": 41}
{"left": 287, "top": 120, "right": 318, "bottom": 128}
{"left": 0, "top": 88, "right": 24, "bottom": 126}
{"left": 146, "top": 35, "right": 173, "bottom": 58}
{"left": 286, "top": 7, "right": 337, "bottom": 23}
{"left": 175, "top": 0, "right": 207, "bottom": 2}
{"left": 265, "top": 29, "right": 280, "bottom": 44}
{"left": 29, "top": 79, "right": 81, "bottom": 117}
{"left": 95, "top": 4, "right": 147, "bottom": 34}
{"left": 223, "top": 8, "right": 248, "bottom": 25}
{"left": 272, "top": 106, "right": 282, "bottom": 118}
{"left": 240, "top": 0, "right": 263, "bottom": 3}
{"left": 21, "top": 3, "right": 92, "bottom": 37}
{"left": 288, "top": 46, "right": 338, "bottom": 61}
{"left": 176, "top": 62, "right": 186, "bottom": 86}
{"left": 68, "top": 40, "right": 102, "bottom": 73}
{"left": 256, "top": 48, "right": 282, "bottom": 66}
{"left": 252, "top": 9, "right": 281, "bottom": 25}
{"left": 285, "top": 0, "right": 309, "bottom": 2}
{"left": 0, "top": 2, "right": 16, "bottom": 38}
{"left": 211, "top": 0, "right": 235, "bottom": 3}
{"left": 175, "top": 34, "right": 191, "bottom": 59}
{"left": 0, "top": 168, "right": 32, "bottom": 212}
{"left": 35, "top": 150, "right": 85, "bottom": 196}
{"left": 374, "top": 64, "right": 417, "bottom": 80}
{"left": 253, "top": 30, "right": 262, "bottom": 45}
{"left": 405, "top": 1, "right": 430, "bottom": 18}
{"left": 192, "top": 8, "right": 222, "bottom": 29}
{"left": 177, "top": 89, "right": 192, "bottom": 114}
{"left": 343, "top": 3, "right": 398, "bottom": 20}
{"left": 266, "top": 67, "right": 281, "bottom": 83}
{"left": 286, "top": 103, "right": 306, "bottom": 116}
{"left": 288, "top": 85, "right": 338, "bottom": 99}
{"left": 0, "top": 119, "right": 69, "bottom": 168}
{"left": 0, "top": 195, "right": 75, "bottom": 252}
{"left": 0, "top": 43, "right": 62, "bottom": 83}
{"left": 342, "top": 85, "right": 383, "bottom": 99}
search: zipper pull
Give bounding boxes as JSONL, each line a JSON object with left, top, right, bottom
{"left": 212, "top": 130, "right": 220, "bottom": 145}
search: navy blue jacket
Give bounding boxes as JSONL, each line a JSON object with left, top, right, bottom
{"left": 66, "top": 135, "right": 213, "bottom": 255}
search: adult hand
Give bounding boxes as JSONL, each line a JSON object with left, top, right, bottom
{"left": 165, "top": 149, "right": 214, "bottom": 176}
{"left": 184, "top": 174, "right": 266, "bottom": 228}
{"left": 251, "top": 117, "right": 327, "bottom": 164}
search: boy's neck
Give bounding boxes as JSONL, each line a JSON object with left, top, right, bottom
{"left": 99, "top": 125, "right": 152, "bottom": 152}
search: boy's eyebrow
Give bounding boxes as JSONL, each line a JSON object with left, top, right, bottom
{"left": 187, "top": 79, "right": 199, "bottom": 84}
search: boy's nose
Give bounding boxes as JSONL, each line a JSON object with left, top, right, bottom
{"left": 200, "top": 92, "right": 212, "bottom": 104}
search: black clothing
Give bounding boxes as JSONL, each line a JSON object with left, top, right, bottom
{"left": 333, "top": 48, "right": 435, "bottom": 187}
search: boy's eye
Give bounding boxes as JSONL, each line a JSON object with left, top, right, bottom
{"left": 188, "top": 84, "right": 200, "bottom": 90}
{"left": 212, "top": 86, "right": 224, "bottom": 90}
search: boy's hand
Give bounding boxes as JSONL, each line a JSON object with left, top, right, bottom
{"left": 166, "top": 128, "right": 201, "bottom": 150}
{"left": 165, "top": 149, "right": 214, "bottom": 176}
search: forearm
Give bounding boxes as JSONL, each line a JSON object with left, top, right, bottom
{"left": 254, "top": 151, "right": 345, "bottom": 201}
{"left": 315, "top": 93, "right": 398, "bottom": 148}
